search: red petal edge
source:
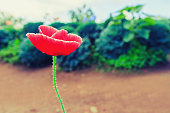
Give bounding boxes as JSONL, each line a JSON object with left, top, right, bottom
{"left": 67, "top": 33, "right": 82, "bottom": 45}
{"left": 39, "top": 25, "right": 58, "bottom": 37}
{"left": 52, "top": 29, "right": 82, "bottom": 46}
{"left": 26, "top": 33, "right": 81, "bottom": 56}
{"left": 51, "top": 29, "right": 68, "bottom": 41}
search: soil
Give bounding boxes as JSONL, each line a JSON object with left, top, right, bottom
{"left": 0, "top": 62, "right": 170, "bottom": 113}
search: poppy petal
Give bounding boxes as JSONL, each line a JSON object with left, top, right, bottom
{"left": 39, "top": 25, "right": 58, "bottom": 37}
{"left": 52, "top": 29, "right": 82, "bottom": 45}
{"left": 26, "top": 33, "right": 80, "bottom": 56}
{"left": 26, "top": 33, "right": 54, "bottom": 55}
{"left": 61, "top": 41, "right": 80, "bottom": 56}
{"left": 51, "top": 29, "right": 68, "bottom": 40}
{"left": 67, "top": 33, "right": 82, "bottom": 45}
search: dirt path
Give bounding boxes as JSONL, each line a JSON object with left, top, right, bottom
{"left": 0, "top": 62, "right": 170, "bottom": 113}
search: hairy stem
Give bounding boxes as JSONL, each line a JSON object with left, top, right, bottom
{"left": 53, "top": 56, "right": 65, "bottom": 113}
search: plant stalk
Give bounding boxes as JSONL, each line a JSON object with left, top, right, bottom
{"left": 53, "top": 56, "right": 65, "bottom": 113}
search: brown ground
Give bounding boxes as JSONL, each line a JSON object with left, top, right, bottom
{"left": 0, "top": 62, "right": 170, "bottom": 113}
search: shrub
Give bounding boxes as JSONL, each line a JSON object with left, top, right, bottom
{"left": 0, "top": 25, "right": 23, "bottom": 49}
{"left": 23, "top": 22, "right": 43, "bottom": 34}
{"left": 139, "top": 24, "right": 170, "bottom": 53}
{"left": 57, "top": 38, "right": 91, "bottom": 72}
{"left": 95, "top": 23, "right": 170, "bottom": 70}
{"left": 0, "top": 39, "right": 21, "bottom": 64}
{"left": 95, "top": 24, "right": 130, "bottom": 59}
{"left": 96, "top": 41, "right": 168, "bottom": 70}
{"left": 49, "top": 22, "right": 65, "bottom": 29}
{"left": 76, "top": 21, "right": 102, "bottom": 44}
{"left": 59, "top": 26, "right": 75, "bottom": 33}
{"left": 154, "top": 18, "right": 170, "bottom": 31}
{"left": 102, "top": 5, "right": 154, "bottom": 44}
{"left": 113, "top": 41, "right": 167, "bottom": 69}
{"left": 103, "top": 15, "right": 113, "bottom": 28}
{"left": 3, "top": 25, "right": 23, "bottom": 40}
{"left": 18, "top": 38, "right": 51, "bottom": 67}
{"left": 95, "top": 5, "right": 170, "bottom": 69}
{"left": 0, "top": 29, "right": 10, "bottom": 49}
{"left": 66, "top": 22, "right": 80, "bottom": 29}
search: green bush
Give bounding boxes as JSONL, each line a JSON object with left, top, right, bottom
{"left": 0, "top": 5, "right": 169, "bottom": 71}
{"left": 113, "top": 41, "right": 167, "bottom": 69}
{"left": 0, "top": 25, "right": 23, "bottom": 49}
{"left": 95, "top": 23, "right": 169, "bottom": 69}
{"left": 76, "top": 21, "right": 102, "bottom": 44}
{"left": 3, "top": 25, "right": 23, "bottom": 40}
{"left": 0, "top": 39, "right": 21, "bottom": 64}
{"left": 66, "top": 22, "right": 80, "bottom": 29}
{"left": 102, "top": 5, "right": 154, "bottom": 43}
{"left": 0, "top": 29, "right": 10, "bottom": 49}
{"left": 59, "top": 26, "right": 75, "bottom": 33}
{"left": 95, "top": 24, "right": 130, "bottom": 59}
{"left": 139, "top": 24, "right": 170, "bottom": 53}
{"left": 49, "top": 22, "right": 65, "bottom": 29}
{"left": 96, "top": 41, "right": 168, "bottom": 70}
{"left": 57, "top": 38, "right": 91, "bottom": 72}
{"left": 18, "top": 38, "right": 51, "bottom": 67}
{"left": 154, "top": 18, "right": 170, "bottom": 31}
{"left": 94, "top": 5, "right": 170, "bottom": 70}
{"left": 103, "top": 15, "right": 113, "bottom": 28}
{"left": 23, "top": 22, "right": 43, "bottom": 34}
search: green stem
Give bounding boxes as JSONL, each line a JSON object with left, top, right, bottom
{"left": 53, "top": 56, "right": 65, "bottom": 113}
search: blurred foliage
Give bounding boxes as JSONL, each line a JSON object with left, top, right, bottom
{"left": 23, "top": 22, "right": 43, "bottom": 34}
{"left": 139, "top": 24, "right": 170, "bottom": 53}
{"left": 59, "top": 26, "right": 75, "bottom": 33}
{"left": 69, "top": 4, "right": 96, "bottom": 22}
{"left": 57, "top": 38, "right": 91, "bottom": 72}
{"left": 94, "top": 5, "right": 170, "bottom": 70}
{"left": 103, "top": 14, "right": 113, "bottom": 28}
{"left": 0, "top": 5, "right": 169, "bottom": 71}
{"left": 3, "top": 25, "right": 23, "bottom": 40}
{"left": 94, "top": 41, "right": 167, "bottom": 70}
{"left": 95, "top": 5, "right": 154, "bottom": 59}
{"left": 0, "top": 39, "right": 21, "bottom": 64}
{"left": 0, "top": 25, "right": 23, "bottom": 49}
{"left": 113, "top": 41, "right": 167, "bottom": 69}
{"left": 95, "top": 24, "right": 130, "bottom": 59}
{"left": 49, "top": 22, "right": 79, "bottom": 33}
{"left": 154, "top": 18, "right": 170, "bottom": 30}
{"left": 76, "top": 21, "right": 102, "bottom": 44}
{"left": 113, "top": 5, "right": 155, "bottom": 42}
{"left": 49, "top": 22, "right": 65, "bottom": 29}
{"left": 118, "top": 5, "right": 144, "bottom": 13}
{"left": 66, "top": 22, "right": 80, "bottom": 29}
{"left": 0, "top": 29, "right": 10, "bottom": 49}
{"left": 18, "top": 38, "right": 51, "bottom": 67}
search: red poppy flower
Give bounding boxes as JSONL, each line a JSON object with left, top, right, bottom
{"left": 26, "top": 25, "right": 82, "bottom": 56}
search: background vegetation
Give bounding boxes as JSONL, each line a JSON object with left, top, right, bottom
{"left": 0, "top": 5, "right": 169, "bottom": 71}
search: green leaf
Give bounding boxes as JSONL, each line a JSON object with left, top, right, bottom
{"left": 118, "top": 5, "right": 143, "bottom": 13}
{"left": 137, "top": 18, "right": 155, "bottom": 28}
{"left": 123, "top": 20, "right": 132, "bottom": 29}
{"left": 106, "top": 59, "right": 115, "bottom": 66}
{"left": 123, "top": 32, "right": 135, "bottom": 42}
{"left": 144, "top": 17, "right": 155, "bottom": 25}
{"left": 135, "top": 29, "right": 150, "bottom": 39}
{"left": 113, "top": 13, "right": 125, "bottom": 20}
